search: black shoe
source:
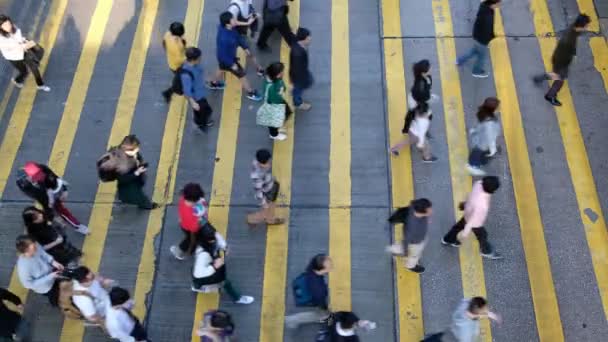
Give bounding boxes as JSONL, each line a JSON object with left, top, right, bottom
{"left": 532, "top": 74, "right": 546, "bottom": 85}
{"left": 162, "top": 90, "right": 172, "bottom": 103}
{"left": 544, "top": 95, "right": 562, "bottom": 106}
{"left": 257, "top": 43, "right": 271, "bottom": 52}
{"left": 141, "top": 202, "right": 159, "bottom": 210}
{"left": 481, "top": 251, "right": 504, "bottom": 260}
{"left": 407, "top": 265, "right": 425, "bottom": 273}
{"left": 422, "top": 156, "right": 438, "bottom": 163}
{"left": 441, "top": 238, "right": 461, "bottom": 247}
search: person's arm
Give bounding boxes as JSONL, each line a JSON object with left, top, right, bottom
{"left": 0, "top": 288, "right": 23, "bottom": 307}
{"left": 180, "top": 71, "right": 200, "bottom": 110}
{"left": 485, "top": 122, "right": 499, "bottom": 156}
{"left": 238, "top": 33, "right": 250, "bottom": 52}
{"left": 43, "top": 235, "right": 64, "bottom": 250}
{"left": 215, "top": 232, "right": 228, "bottom": 251}
{"left": 18, "top": 265, "right": 57, "bottom": 290}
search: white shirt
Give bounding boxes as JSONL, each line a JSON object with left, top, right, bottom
{"left": 228, "top": 0, "right": 252, "bottom": 19}
{"left": 0, "top": 28, "right": 26, "bottom": 60}
{"left": 193, "top": 232, "right": 227, "bottom": 278}
{"left": 409, "top": 115, "right": 431, "bottom": 148}
{"left": 72, "top": 279, "right": 110, "bottom": 319}
{"left": 105, "top": 306, "right": 136, "bottom": 342}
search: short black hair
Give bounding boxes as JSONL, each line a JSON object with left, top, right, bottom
{"left": 120, "top": 134, "right": 140, "bottom": 147}
{"left": 72, "top": 266, "right": 92, "bottom": 283}
{"left": 220, "top": 11, "right": 233, "bottom": 26}
{"left": 109, "top": 287, "right": 131, "bottom": 306}
{"left": 468, "top": 296, "right": 488, "bottom": 313}
{"left": 185, "top": 47, "right": 202, "bottom": 62}
{"left": 413, "top": 59, "right": 431, "bottom": 78}
{"left": 182, "top": 183, "right": 205, "bottom": 202}
{"left": 265, "top": 62, "right": 285, "bottom": 81}
{"left": 481, "top": 176, "right": 500, "bottom": 194}
{"left": 484, "top": 0, "right": 501, "bottom": 5}
{"left": 210, "top": 310, "right": 234, "bottom": 330}
{"left": 169, "top": 22, "right": 185, "bottom": 36}
{"left": 15, "top": 235, "right": 34, "bottom": 254}
{"left": 336, "top": 311, "right": 360, "bottom": 329}
{"left": 296, "top": 27, "right": 311, "bottom": 41}
{"left": 255, "top": 149, "right": 272, "bottom": 164}
{"left": 574, "top": 14, "right": 591, "bottom": 28}
{"left": 307, "top": 253, "right": 329, "bottom": 272}
{"left": 412, "top": 198, "right": 432, "bottom": 213}
{"left": 22, "top": 206, "right": 44, "bottom": 227}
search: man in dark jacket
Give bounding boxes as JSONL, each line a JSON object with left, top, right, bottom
{"left": 533, "top": 14, "right": 591, "bottom": 106}
{"left": 289, "top": 27, "right": 313, "bottom": 111}
{"left": 456, "top": 0, "right": 501, "bottom": 78}
{"left": 0, "top": 288, "right": 30, "bottom": 341}
{"left": 256, "top": 0, "right": 296, "bottom": 51}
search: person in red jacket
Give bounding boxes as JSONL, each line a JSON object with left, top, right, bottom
{"left": 170, "top": 183, "right": 209, "bottom": 260}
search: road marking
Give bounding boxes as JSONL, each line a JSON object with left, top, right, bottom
{"left": 575, "top": 0, "right": 600, "bottom": 32}
{"left": 57, "top": 0, "right": 159, "bottom": 340}
{"left": 190, "top": 5, "right": 246, "bottom": 342}
{"left": 531, "top": 0, "right": 608, "bottom": 323}
{"left": 258, "top": 1, "right": 299, "bottom": 341}
{"left": 328, "top": 0, "right": 352, "bottom": 312}
{"left": 133, "top": 0, "right": 205, "bottom": 321}
{"left": 381, "top": 0, "right": 423, "bottom": 340}
{"left": 430, "top": 0, "right": 492, "bottom": 340}
{"left": 489, "top": 11, "right": 564, "bottom": 341}
{"left": 589, "top": 38, "right": 608, "bottom": 93}
{"left": 0, "top": 0, "right": 68, "bottom": 198}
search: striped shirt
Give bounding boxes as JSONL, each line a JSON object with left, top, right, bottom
{"left": 250, "top": 160, "right": 274, "bottom": 205}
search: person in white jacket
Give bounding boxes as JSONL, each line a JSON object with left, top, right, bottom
{"left": 389, "top": 102, "right": 437, "bottom": 162}
{"left": 105, "top": 287, "right": 148, "bottom": 342}
{"left": 0, "top": 15, "right": 50, "bottom": 91}
{"left": 466, "top": 97, "right": 502, "bottom": 176}
{"left": 191, "top": 226, "right": 254, "bottom": 304}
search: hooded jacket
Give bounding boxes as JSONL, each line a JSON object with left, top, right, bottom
{"left": 472, "top": 2, "right": 495, "bottom": 46}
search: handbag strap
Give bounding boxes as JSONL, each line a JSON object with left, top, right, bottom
{"left": 263, "top": 80, "right": 272, "bottom": 104}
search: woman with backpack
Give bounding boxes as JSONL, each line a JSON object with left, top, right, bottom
{"left": 196, "top": 310, "right": 235, "bottom": 341}
{"left": 23, "top": 206, "right": 81, "bottom": 266}
{"left": 191, "top": 226, "right": 254, "bottom": 305}
{"left": 0, "top": 15, "right": 50, "bottom": 91}
{"left": 256, "top": 62, "right": 292, "bottom": 141}
{"left": 388, "top": 102, "right": 437, "bottom": 162}
{"left": 18, "top": 161, "right": 89, "bottom": 234}
{"left": 466, "top": 97, "right": 502, "bottom": 176}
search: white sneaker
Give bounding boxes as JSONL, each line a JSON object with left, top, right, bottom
{"left": 75, "top": 224, "right": 90, "bottom": 235}
{"left": 235, "top": 295, "right": 254, "bottom": 304}
{"left": 466, "top": 164, "right": 486, "bottom": 176}
{"left": 170, "top": 245, "right": 185, "bottom": 260}
{"left": 270, "top": 132, "right": 287, "bottom": 141}
{"left": 37, "top": 85, "right": 51, "bottom": 92}
{"left": 11, "top": 78, "right": 24, "bottom": 88}
{"left": 191, "top": 286, "right": 204, "bottom": 293}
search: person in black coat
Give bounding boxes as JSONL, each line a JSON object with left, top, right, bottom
{"left": 256, "top": 0, "right": 296, "bottom": 51}
{"left": 533, "top": 14, "right": 591, "bottom": 106}
{"left": 289, "top": 27, "right": 313, "bottom": 111}
{"left": 455, "top": 0, "right": 501, "bottom": 78}
{"left": 0, "top": 288, "right": 30, "bottom": 342}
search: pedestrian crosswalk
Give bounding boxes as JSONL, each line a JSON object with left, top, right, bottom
{"left": 1, "top": 0, "right": 608, "bottom": 341}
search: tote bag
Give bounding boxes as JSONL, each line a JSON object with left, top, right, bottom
{"left": 256, "top": 82, "right": 286, "bottom": 128}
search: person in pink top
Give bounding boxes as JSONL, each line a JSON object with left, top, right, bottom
{"left": 441, "top": 176, "right": 502, "bottom": 260}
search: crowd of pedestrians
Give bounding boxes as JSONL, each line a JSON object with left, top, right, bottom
{"left": 0, "top": 0, "right": 596, "bottom": 341}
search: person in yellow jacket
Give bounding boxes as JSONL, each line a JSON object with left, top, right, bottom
{"left": 161, "top": 22, "right": 186, "bottom": 103}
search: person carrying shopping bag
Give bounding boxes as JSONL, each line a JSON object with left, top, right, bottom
{"left": 256, "top": 62, "right": 292, "bottom": 141}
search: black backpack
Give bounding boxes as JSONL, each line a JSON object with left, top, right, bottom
{"left": 171, "top": 67, "right": 194, "bottom": 95}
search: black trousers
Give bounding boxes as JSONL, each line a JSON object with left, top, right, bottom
{"left": 10, "top": 59, "right": 44, "bottom": 86}
{"left": 533, "top": 70, "right": 567, "bottom": 98}
{"left": 193, "top": 98, "right": 212, "bottom": 130}
{"left": 257, "top": 9, "right": 295, "bottom": 47}
{"left": 44, "top": 280, "right": 60, "bottom": 307}
{"left": 162, "top": 69, "right": 177, "bottom": 98}
{"left": 178, "top": 227, "right": 199, "bottom": 255}
{"left": 442, "top": 217, "right": 493, "bottom": 254}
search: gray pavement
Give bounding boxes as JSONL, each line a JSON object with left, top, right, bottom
{"left": 0, "top": 0, "right": 607, "bottom": 341}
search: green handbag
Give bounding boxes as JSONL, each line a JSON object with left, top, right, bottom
{"left": 256, "top": 82, "right": 286, "bottom": 128}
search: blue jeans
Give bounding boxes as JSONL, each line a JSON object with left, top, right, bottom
{"left": 292, "top": 86, "right": 305, "bottom": 106}
{"left": 468, "top": 147, "right": 489, "bottom": 168}
{"left": 457, "top": 41, "right": 488, "bottom": 74}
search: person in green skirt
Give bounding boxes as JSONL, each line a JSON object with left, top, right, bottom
{"left": 116, "top": 135, "right": 158, "bottom": 210}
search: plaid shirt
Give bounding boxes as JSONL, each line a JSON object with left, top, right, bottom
{"left": 250, "top": 160, "right": 274, "bottom": 204}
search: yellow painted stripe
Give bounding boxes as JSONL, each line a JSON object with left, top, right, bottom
{"left": 531, "top": 0, "right": 608, "bottom": 322}
{"left": 58, "top": 0, "right": 159, "bottom": 340}
{"left": 430, "top": 0, "right": 492, "bottom": 341}
{"left": 328, "top": 0, "right": 351, "bottom": 312}
{"left": 133, "top": 0, "right": 205, "bottom": 320}
{"left": 490, "top": 11, "right": 564, "bottom": 341}
{"left": 590, "top": 38, "right": 608, "bottom": 93}
{"left": 258, "top": 1, "right": 299, "bottom": 341}
{"left": 190, "top": 8, "right": 245, "bottom": 342}
{"left": 575, "top": 0, "right": 600, "bottom": 32}
{"left": 381, "top": 0, "right": 423, "bottom": 340}
{"left": 0, "top": 0, "right": 68, "bottom": 198}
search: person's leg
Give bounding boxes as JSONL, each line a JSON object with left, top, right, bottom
{"left": 193, "top": 98, "right": 213, "bottom": 130}
{"left": 277, "top": 15, "right": 295, "bottom": 46}
{"left": 419, "top": 141, "right": 432, "bottom": 160}
{"left": 546, "top": 79, "right": 564, "bottom": 98}
{"left": 269, "top": 126, "right": 279, "bottom": 137}
{"left": 178, "top": 228, "right": 193, "bottom": 254}
{"left": 468, "top": 148, "right": 484, "bottom": 168}
{"left": 54, "top": 201, "right": 80, "bottom": 227}
{"left": 285, "top": 308, "right": 329, "bottom": 329}
{"left": 129, "top": 319, "right": 148, "bottom": 341}
{"left": 443, "top": 217, "right": 466, "bottom": 244}
{"left": 389, "top": 137, "right": 410, "bottom": 154}
{"left": 292, "top": 85, "right": 303, "bottom": 107}
{"left": 222, "top": 279, "right": 242, "bottom": 302}
{"left": 405, "top": 242, "right": 424, "bottom": 268}
{"left": 14, "top": 318, "right": 32, "bottom": 342}
{"left": 456, "top": 45, "right": 476, "bottom": 66}
{"left": 24, "top": 58, "right": 44, "bottom": 86}
{"left": 257, "top": 22, "right": 275, "bottom": 48}
{"left": 10, "top": 60, "right": 28, "bottom": 84}
{"left": 45, "top": 280, "right": 60, "bottom": 306}
{"left": 472, "top": 227, "right": 494, "bottom": 255}
{"left": 472, "top": 43, "right": 489, "bottom": 74}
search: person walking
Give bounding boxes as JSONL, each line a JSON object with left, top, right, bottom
{"left": 441, "top": 176, "right": 503, "bottom": 260}
{"left": 0, "top": 288, "right": 31, "bottom": 342}
{"left": 228, "top": 0, "right": 259, "bottom": 38}
{"left": 208, "top": 12, "right": 262, "bottom": 101}
{"left": 161, "top": 22, "right": 186, "bottom": 103}
{"left": 18, "top": 162, "right": 89, "bottom": 234}
{"left": 246, "top": 149, "right": 285, "bottom": 227}
{"left": 116, "top": 135, "right": 158, "bottom": 210}
{"left": 386, "top": 198, "right": 433, "bottom": 274}
{"left": 285, "top": 254, "right": 332, "bottom": 329}
{"left": 466, "top": 97, "right": 501, "bottom": 176}
{"left": 170, "top": 183, "right": 209, "bottom": 260}
{"left": 257, "top": 62, "right": 292, "bottom": 141}
{"left": 389, "top": 102, "right": 437, "bottom": 162}
{"left": 105, "top": 287, "right": 148, "bottom": 342}
{"left": 256, "top": 0, "right": 296, "bottom": 51}
{"left": 191, "top": 226, "right": 255, "bottom": 305}
{"left": 455, "top": 0, "right": 501, "bottom": 78}
{"left": 0, "top": 15, "right": 50, "bottom": 91}
{"left": 15, "top": 235, "right": 63, "bottom": 306}
{"left": 289, "top": 27, "right": 313, "bottom": 111}
{"left": 70, "top": 266, "right": 115, "bottom": 326}
{"left": 23, "top": 206, "right": 81, "bottom": 266}
{"left": 196, "top": 310, "right": 236, "bottom": 341}
{"left": 533, "top": 14, "right": 591, "bottom": 106}
{"left": 180, "top": 47, "right": 215, "bottom": 131}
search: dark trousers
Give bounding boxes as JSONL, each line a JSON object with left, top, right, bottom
{"left": 10, "top": 59, "right": 44, "bottom": 86}
{"left": 468, "top": 147, "right": 489, "bottom": 168}
{"left": 268, "top": 103, "right": 292, "bottom": 137}
{"left": 193, "top": 98, "right": 212, "bottom": 130}
{"left": 44, "top": 280, "right": 60, "bottom": 307}
{"left": 533, "top": 72, "right": 566, "bottom": 98}
{"left": 442, "top": 217, "right": 493, "bottom": 254}
{"left": 257, "top": 9, "right": 295, "bottom": 47}
{"left": 130, "top": 319, "right": 148, "bottom": 341}
{"left": 162, "top": 69, "right": 177, "bottom": 98}
{"left": 178, "top": 227, "right": 199, "bottom": 255}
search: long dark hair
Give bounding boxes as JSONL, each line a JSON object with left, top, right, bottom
{"left": 0, "top": 15, "right": 16, "bottom": 37}
{"left": 22, "top": 206, "right": 47, "bottom": 228}
{"left": 476, "top": 97, "right": 500, "bottom": 122}
{"left": 412, "top": 59, "right": 431, "bottom": 78}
